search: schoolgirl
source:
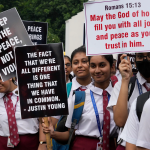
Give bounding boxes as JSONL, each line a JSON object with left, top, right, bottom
{"left": 118, "top": 92, "right": 150, "bottom": 150}
{"left": 42, "top": 45, "right": 92, "bottom": 142}
{"left": 107, "top": 53, "right": 150, "bottom": 150}
{"left": 65, "top": 54, "right": 117, "bottom": 150}
{"left": 64, "top": 55, "right": 73, "bottom": 83}
{"left": 0, "top": 76, "right": 39, "bottom": 150}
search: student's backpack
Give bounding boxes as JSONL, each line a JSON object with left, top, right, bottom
{"left": 136, "top": 91, "right": 150, "bottom": 121}
{"left": 52, "top": 82, "right": 85, "bottom": 150}
{"left": 128, "top": 75, "right": 136, "bottom": 100}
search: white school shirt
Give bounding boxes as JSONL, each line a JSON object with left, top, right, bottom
{"left": 120, "top": 83, "right": 150, "bottom": 145}
{"left": 115, "top": 70, "right": 122, "bottom": 81}
{"left": 0, "top": 88, "right": 39, "bottom": 136}
{"left": 136, "top": 98, "right": 150, "bottom": 149}
{"left": 107, "top": 72, "right": 147, "bottom": 146}
{"left": 65, "top": 82, "right": 117, "bottom": 138}
{"left": 120, "top": 97, "right": 150, "bottom": 149}
{"left": 52, "top": 77, "right": 92, "bottom": 120}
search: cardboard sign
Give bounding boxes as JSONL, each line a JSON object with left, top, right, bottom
{"left": 84, "top": 0, "right": 150, "bottom": 56}
{"left": 0, "top": 8, "right": 32, "bottom": 81}
{"left": 23, "top": 21, "right": 48, "bottom": 45}
{"left": 15, "top": 43, "right": 68, "bottom": 119}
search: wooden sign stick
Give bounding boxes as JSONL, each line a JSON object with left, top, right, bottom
{"left": 44, "top": 117, "right": 52, "bottom": 150}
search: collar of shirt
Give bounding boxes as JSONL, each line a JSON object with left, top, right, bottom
{"left": 66, "top": 78, "right": 70, "bottom": 84}
{"left": 89, "top": 82, "right": 113, "bottom": 96}
{"left": 0, "top": 88, "right": 19, "bottom": 99}
{"left": 71, "top": 77, "right": 92, "bottom": 91}
{"left": 136, "top": 72, "right": 147, "bottom": 85}
{"left": 115, "top": 70, "right": 120, "bottom": 76}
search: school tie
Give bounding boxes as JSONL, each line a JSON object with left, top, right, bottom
{"left": 102, "top": 90, "right": 110, "bottom": 150}
{"left": 78, "top": 87, "right": 86, "bottom": 91}
{"left": 143, "top": 83, "right": 150, "bottom": 91}
{"left": 5, "top": 93, "right": 20, "bottom": 146}
{"left": 110, "top": 75, "right": 118, "bottom": 87}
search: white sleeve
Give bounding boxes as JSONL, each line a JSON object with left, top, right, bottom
{"left": 107, "top": 81, "right": 121, "bottom": 112}
{"left": 65, "top": 94, "right": 75, "bottom": 129}
{"left": 136, "top": 99, "right": 150, "bottom": 149}
{"left": 120, "top": 99, "right": 139, "bottom": 145}
{"left": 51, "top": 116, "right": 61, "bottom": 120}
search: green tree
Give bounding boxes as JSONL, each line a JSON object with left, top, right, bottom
{"left": 0, "top": 0, "right": 88, "bottom": 45}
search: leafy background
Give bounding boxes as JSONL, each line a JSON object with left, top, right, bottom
{"left": 0, "top": 0, "right": 88, "bottom": 46}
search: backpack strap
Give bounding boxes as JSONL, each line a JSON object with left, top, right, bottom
{"left": 66, "top": 82, "right": 72, "bottom": 98}
{"left": 136, "top": 91, "right": 150, "bottom": 121}
{"left": 72, "top": 91, "right": 85, "bottom": 124}
{"left": 128, "top": 76, "right": 136, "bottom": 100}
{"left": 67, "top": 91, "right": 85, "bottom": 146}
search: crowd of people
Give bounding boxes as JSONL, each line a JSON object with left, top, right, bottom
{"left": 0, "top": 45, "right": 150, "bottom": 150}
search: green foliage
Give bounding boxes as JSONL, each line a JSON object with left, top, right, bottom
{"left": 47, "top": 31, "right": 60, "bottom": 43}
{"left": 0, "top": 0, "right": 88, "bottom": 45}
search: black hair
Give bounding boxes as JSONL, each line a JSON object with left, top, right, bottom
{"left": 64, "top": 55, "right": 71, "bottom": 63}
{"left": 71, "top": 45, "right": 86, "bottom": 64}
{"left": 88, "top": 55, "right": 113, "bottom": 67}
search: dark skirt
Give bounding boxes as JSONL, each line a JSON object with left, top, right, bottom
{"left": 116, "top": 145, "right": 125, "bottom": 150}
{"left": 70, "top": 135, "right": 116, "bottom": 150}
{"left": 0, "top": 133, "right": 39, "bottom": 150}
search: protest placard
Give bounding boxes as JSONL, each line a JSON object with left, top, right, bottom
{"left": 0, "top": 8, "right": 32, "bottom": 81}
{"left": 23, "top": 21, "right": 48, "bottom": 45}
{"left": 14, "top": 43, "right": 68, "bottom": 119}
{"left": 84, "top": 0, "right": 150, "bottom": 56}
{"left": 117, "top": 53, "right": 137, "bottom": 73}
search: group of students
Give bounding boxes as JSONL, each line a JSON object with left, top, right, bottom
{"left": 0, "top": 45, "right": 150, "bottom": 150}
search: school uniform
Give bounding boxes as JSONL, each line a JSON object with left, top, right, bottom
{"left": 115, "top": 70, "right": 122, "bottom": 81}
{"left": 120, "top": 90, "right": 150, "bottom": 149}
{"left": 107, "top": 72, "right": 148, "bottom": 149}
{"left": 136, "top": 98, "right": 150, "bottom": 149}
{"left": 65, "top": 82, "right": 117, "bottom": 150}
{"left": 52, "top": 77, "right": 91, "bottom": 120}
{"left": 0, "top": 88, "right": 39, "bottom": 150}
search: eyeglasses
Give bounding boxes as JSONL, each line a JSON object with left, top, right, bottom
{"left": 65, "top": 63, "right": 71, "bottom": 67}
{"left": 136, "top": 54, "right": 150, "bottom": 60}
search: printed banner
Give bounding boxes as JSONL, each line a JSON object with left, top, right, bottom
{"left": 23, "top": 21, "right": 48, "bottom": 45}
{"left": 0, "top": 8, "right": 32, "bottom": 81}
{"left": 15, "top": 43, "right": 68, "bottom": 119}
{"left": 84, "top": 0, "right": 150, "bottom": 55}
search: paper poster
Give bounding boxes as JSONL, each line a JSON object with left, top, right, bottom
{"left": 23, "top": 20, "right": 48, "bottom": 45}
{"left": 0, "top": 8, "right": 32, "bottom": 81}
{"left": 15, "top": 43, "right": 68, "bottom": 119}
{"left": 84, "top": 0, "right": 150, "bottom": 55}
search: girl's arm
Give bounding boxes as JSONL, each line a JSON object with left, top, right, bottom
{"left": 42, "top": 117, "right": 70, "bottom": 142}
{"left": 113, "top": 54, "right": 132, "bottom": 127}
{"left": 38, "top": 122, "right": 47, "bottom": 150}
{"left": 126, "top": 142, "right": 136, "bottom": 150}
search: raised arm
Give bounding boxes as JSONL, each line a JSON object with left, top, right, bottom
{"left": 113, "top": 54, "right": 132, "bottom": 127}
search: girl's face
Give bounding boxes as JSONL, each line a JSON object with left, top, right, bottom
{"left": 64, "top": 57, "right": 72, "bottom": 76}
{"left": 90, "top": 55, "right": 112, "bottom": 84}
{"left": 0, "top": 76, "right": 12, "bottom": 93}
{"left": 72, "top": 52, "right": 90, "bottom": 78}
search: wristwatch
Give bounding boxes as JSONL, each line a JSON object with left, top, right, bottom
{"left": 39, "top": 141, "right": 46, "bottom": 144}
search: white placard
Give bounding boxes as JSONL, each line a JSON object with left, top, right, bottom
{"left": 84, "top": 0, "right": 150, "bottom": 55}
